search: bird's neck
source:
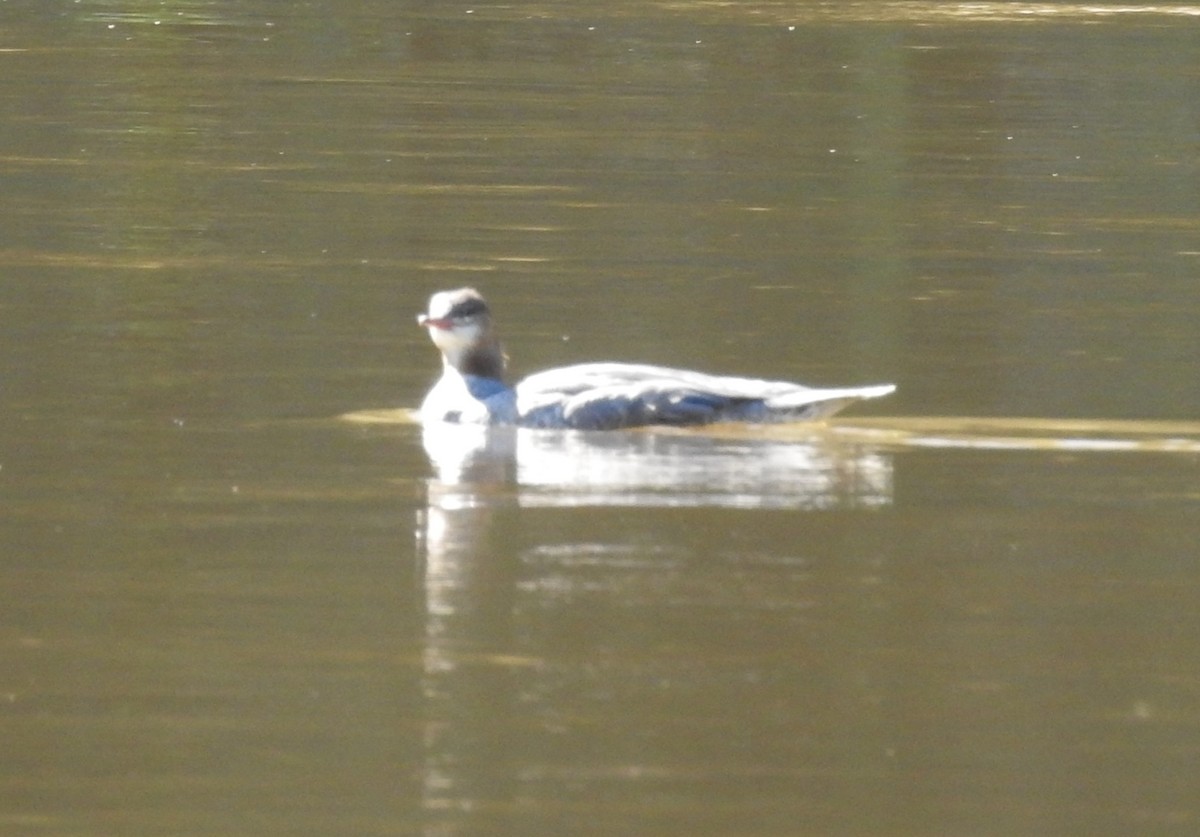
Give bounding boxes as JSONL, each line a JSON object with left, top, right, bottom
{"left": 446, "top": 337, "right": 506, "bottom": 381}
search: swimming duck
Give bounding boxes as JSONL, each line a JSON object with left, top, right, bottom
{"left": 417, "top": 287, "right": 894, "bottom": 430}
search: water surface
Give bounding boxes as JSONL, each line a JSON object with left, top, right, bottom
{"left": 2, "top": 2, "right": 1199, "bottom": 834}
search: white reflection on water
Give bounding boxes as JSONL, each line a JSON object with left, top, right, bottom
{"left": 413, "top": 421, "right": 891, "bottom": 824}
{"left": 419, "top": 421, "right": 894, "bottom": 512}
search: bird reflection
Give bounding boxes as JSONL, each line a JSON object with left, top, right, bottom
{"left": 420, "top": 421, "right": 893, "bottom": 512}
{"left": 414, "top": 424, "right": 892, "bottom": 827}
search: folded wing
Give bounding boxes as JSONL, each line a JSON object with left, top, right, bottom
{"left": 516, "top": 363, "right": 894, "bottom": 430}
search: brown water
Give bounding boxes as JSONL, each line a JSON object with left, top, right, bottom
{"left": 3, "top": 2, "right": 1200, "bottom": 834}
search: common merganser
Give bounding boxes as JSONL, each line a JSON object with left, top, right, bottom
{"left": 417, "top": 288, "right": 895, "bottom": 430}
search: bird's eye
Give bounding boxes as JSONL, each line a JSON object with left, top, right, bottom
{"left": 449, "top": 298, "right": 488, "bottom": 319}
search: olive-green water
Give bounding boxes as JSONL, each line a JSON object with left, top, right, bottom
{"left": 3, "top": 2, "right": 1199, "bottom": 834}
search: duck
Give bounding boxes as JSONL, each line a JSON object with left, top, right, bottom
{"left": 417, "top": 287, "right": 895, "bottom": 430}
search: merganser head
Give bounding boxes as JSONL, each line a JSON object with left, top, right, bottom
{"left": 417, "top": 287, "right": 506, "bottom": 379}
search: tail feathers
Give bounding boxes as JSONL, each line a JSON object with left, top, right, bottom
{"left": 765, "top": 384, "right": 896, "bottom": 420}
